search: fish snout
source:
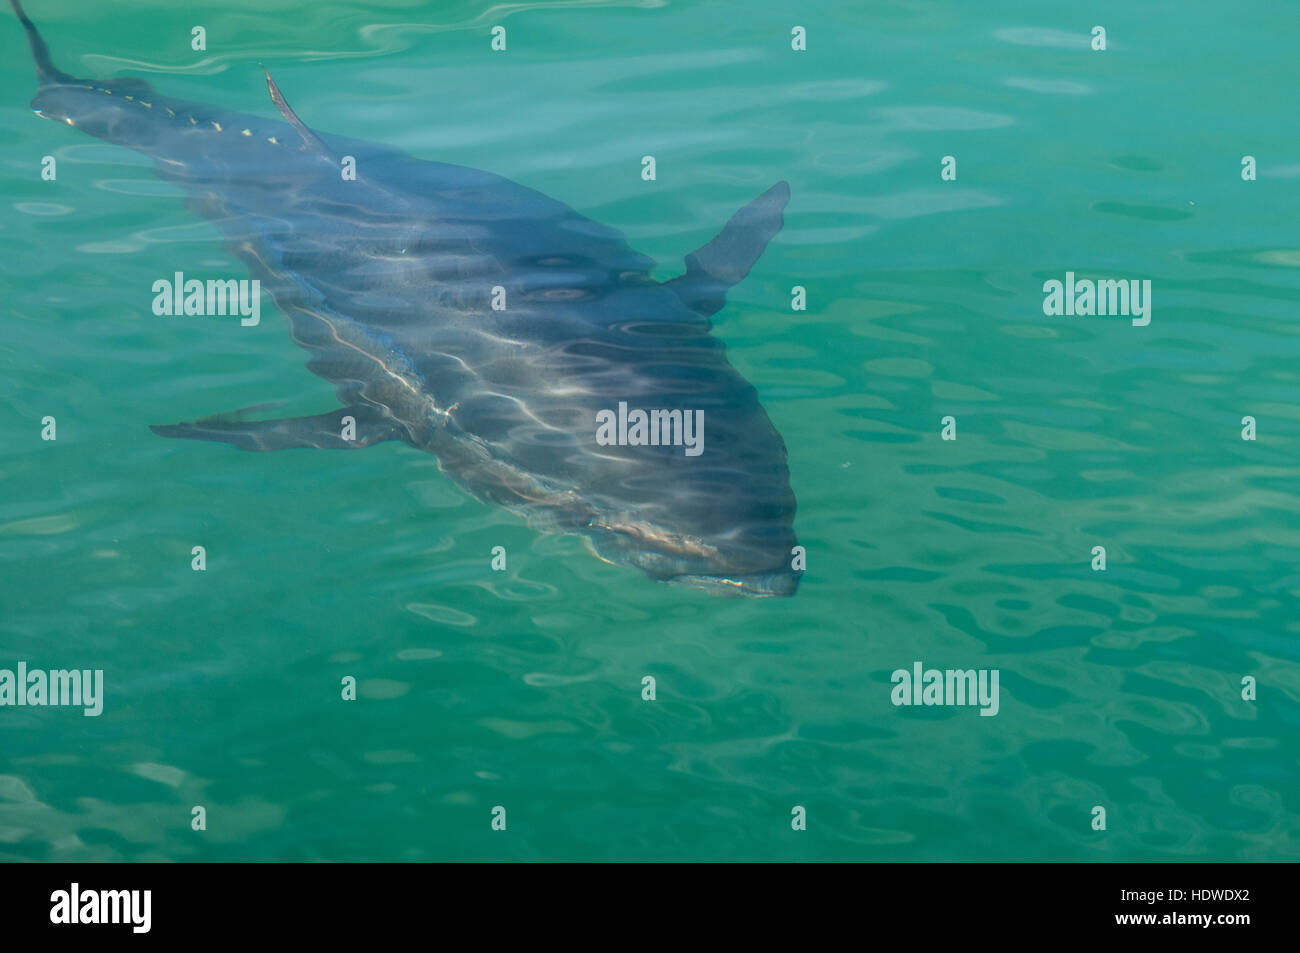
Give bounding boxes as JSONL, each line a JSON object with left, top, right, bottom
{"left": 585, "top": 521, "right": 801, "bottom": 598}
{"left": 667, "top": 565, "right": 802, "bottom": 598}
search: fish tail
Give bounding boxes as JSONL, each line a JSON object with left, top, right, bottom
{"left": 9, "top": 0, "right": 77, "bottom": 86}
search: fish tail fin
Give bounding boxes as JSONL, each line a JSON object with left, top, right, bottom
{"left": 9, "top": 0, "right": 77, "bottom": 86}
{"left": 262, "top": 65, "right": 331, "bottom": 157}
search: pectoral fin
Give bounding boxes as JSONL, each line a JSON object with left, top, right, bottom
{"left": 664, "top": 181, "right": 789, "bottom": 318}
{"left": 150, "top": 404, "right": 407, "bottom": 451}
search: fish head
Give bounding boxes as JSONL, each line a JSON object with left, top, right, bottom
{"left": 590, "top": 533, "right": 803, "bottom": 598}
{"left": 582, "top": 495, "right": 802, "bottom": 598}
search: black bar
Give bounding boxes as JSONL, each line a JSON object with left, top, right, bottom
{"left": 0, "top": 862, "right": 1283, "bottom": 940}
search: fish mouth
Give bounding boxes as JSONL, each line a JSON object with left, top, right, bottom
{"left": 582, "top": 520, "right": 800, "bottom": 597}
{"left": 666, "top": 566, "right": 801, "bottom": 598}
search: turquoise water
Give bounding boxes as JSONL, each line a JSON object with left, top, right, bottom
{"left": 3, "top": 0, "right": 1299, "bottom": 861}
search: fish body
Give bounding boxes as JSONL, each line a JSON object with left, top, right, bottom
{"left": 12, "top": 1, "right": 801, "bottom": 596}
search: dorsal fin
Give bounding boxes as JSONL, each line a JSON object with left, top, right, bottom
{"left": 262, "top": 66, "right": 330, "bottom": 157}
{"left": 664, "top": 181, "right": 789, "bottom": 318}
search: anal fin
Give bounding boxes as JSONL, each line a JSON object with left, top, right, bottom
{"left": 150, "top": 404, "right": 407, "bottom": 452}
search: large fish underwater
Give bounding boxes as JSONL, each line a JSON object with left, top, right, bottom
{"left": 11, "top": 1, "right": 802, "bottom": 597}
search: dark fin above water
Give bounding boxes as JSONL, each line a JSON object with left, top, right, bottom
{"left": 663, "top": 181, "right": 790, "bottom": 318}
{"left": 262, "top": 66, "right": 330, "bottom": 156}
{"left": 10, "top": 0, "right": 77, "bottom": 85}
{"left": 150, "top": 405, "right": 407, "bottom": 451}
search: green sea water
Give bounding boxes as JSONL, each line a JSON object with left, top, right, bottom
{"left": 2, "top": 0, "right": 1299, "bottom": 862}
